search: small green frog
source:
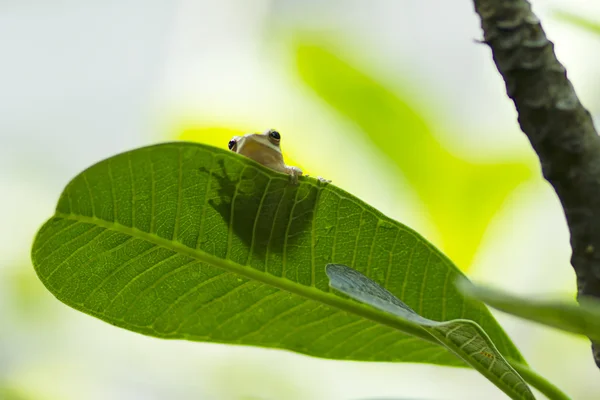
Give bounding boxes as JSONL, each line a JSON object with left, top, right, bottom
{"left": 228, "top": 129, "right": 328, "bottom": 184}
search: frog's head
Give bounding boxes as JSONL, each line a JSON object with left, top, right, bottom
{"left": 228, "top": 129, "right": 281, "bottom": 155}
{"left": 227, "top": 128, "right": 284, "bottom": 169}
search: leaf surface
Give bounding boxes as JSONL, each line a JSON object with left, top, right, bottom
{"left": 326, "top": 264, "right": 534, "bottom": 400}
{"left": 31, "top": 142, "right": 523, "bottom": 367}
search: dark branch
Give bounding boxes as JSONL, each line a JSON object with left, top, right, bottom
{"left": 472, "top": 0, "right": 600, "bottom": 367}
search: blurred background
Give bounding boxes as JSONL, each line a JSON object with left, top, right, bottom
{"left": 2, "top": 0, "right": 600, "bottom": 399}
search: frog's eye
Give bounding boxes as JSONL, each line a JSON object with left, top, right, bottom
{"left": 228, "top": 139, "right": 237, "bottom": 151}
{"left": 268, "top": 129, "right": 281, "bottom": 144}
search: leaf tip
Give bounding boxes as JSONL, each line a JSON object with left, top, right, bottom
{"left": 325, "top": 263, "right": 348, "bottom": 286}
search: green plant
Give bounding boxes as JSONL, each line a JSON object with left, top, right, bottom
{"left": 30, "top": 142, "right": 562, "bottom": 399}
{"left": 28, "top": 1, "right": 600, "bottom": 400}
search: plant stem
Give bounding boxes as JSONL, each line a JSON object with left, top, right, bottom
{"left": 472, "top": 0, "right": 600, "bottom": 367}
{"left": 511, "top": 361, "right": 571, "bottom": 400}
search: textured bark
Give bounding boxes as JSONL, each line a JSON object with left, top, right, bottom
{"left": 472, "top": 0, "right": 600, "bottom": 367}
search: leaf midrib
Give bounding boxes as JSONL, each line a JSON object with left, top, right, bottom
{"left": 52, "top": 211, "right": 441, "bottom": 348}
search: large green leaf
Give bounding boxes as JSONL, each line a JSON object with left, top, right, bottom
{"left": 326, "top": 264, "right": 534, "bottom": 400}
{"left": 31, "top": 142, "right": 524, "bottom": 367}
{"left": 459, "top": 280, "right": 600, "bottom": 342}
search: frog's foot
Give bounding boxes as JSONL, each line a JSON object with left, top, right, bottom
{"left": 285, "top": 166, "right": 303, "bottom": 185}
{"left": 304, "top": 174, "right": 331, "bottom": 184}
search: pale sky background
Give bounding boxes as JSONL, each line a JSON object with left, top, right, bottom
{"left": 2, "top": 1, "right": 600, "bottom": 399}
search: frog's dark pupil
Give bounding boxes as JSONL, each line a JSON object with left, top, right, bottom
{"left": 270, "top": 130, "right": 280, "bottom": 140}
{"left": 228, "top": 139, "right": 236, "bottom": 150}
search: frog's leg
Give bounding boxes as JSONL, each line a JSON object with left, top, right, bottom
{"left": 284, "top": 165, "right": 303, "bottom": 185}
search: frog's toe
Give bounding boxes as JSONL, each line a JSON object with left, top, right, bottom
{"left": 289, "top": 166, "right": 303, "bottom": 175}
{"left": 285, "top": 166, "right": 303, "bottom": 185}
{"left": 303, "top": 174, "right": 330, "bottom": 184}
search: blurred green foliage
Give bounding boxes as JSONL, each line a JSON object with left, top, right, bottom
{"left": 0, "top": 386, "right": 32, "bottom": 400}
{"left": 460, "top": 279, "right": 600, "bottom": 341}
{"left": 295, "top": 44, "right": 534, "bottom": 270}
{"left": 7, "top": 267, "right": 54, "bottom": 318}
{"left": 555, "top": 11, "right": 600, "bottom": 36}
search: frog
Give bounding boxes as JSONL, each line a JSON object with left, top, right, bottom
{"left": 228, "top": 129, "right": 329, "bottom": 184}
